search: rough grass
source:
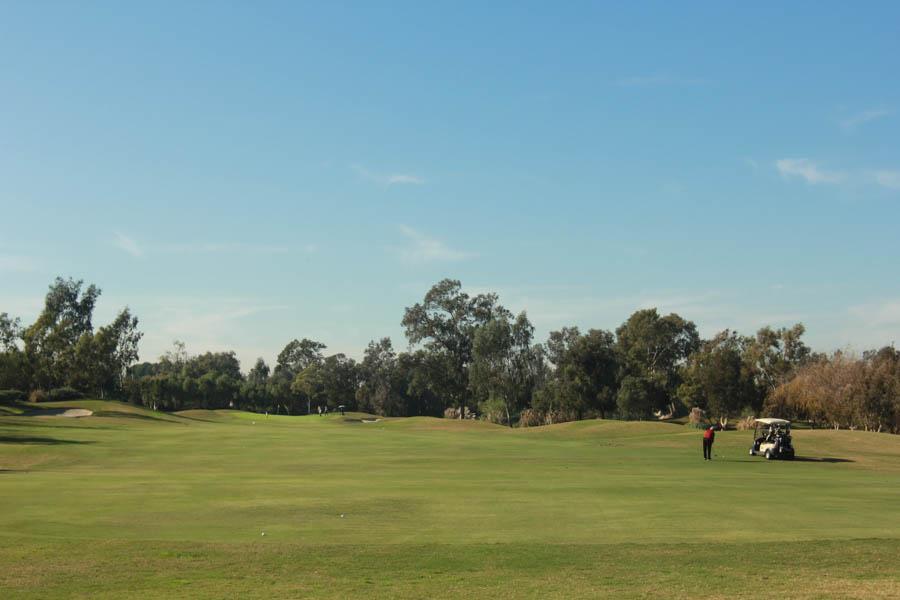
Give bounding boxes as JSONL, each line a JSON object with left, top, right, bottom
{"left": 1, "top": 400, "right": 899, "bottom": 598}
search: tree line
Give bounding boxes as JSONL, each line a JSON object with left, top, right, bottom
{"left": 0, "top": 277, "right": 140, "bottom": 402}
{"left": 2, "top": 277, "right": 899, "bottom": 433}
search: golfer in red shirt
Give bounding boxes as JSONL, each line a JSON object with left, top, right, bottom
{"left": 703, "top": 426, "right": 715, "bottom": 460}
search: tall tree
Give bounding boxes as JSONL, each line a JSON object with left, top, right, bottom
{"left": 318, "top": 353, "right": 359, "bottom": 411}
{"left": 0, "top": 313, "right": 28, "bottom": 390}
{"left": 616, "top": 375, "right": 658, "bottom": 420}
{"left": 95, "top": 307, "right": 142, "bottom": 396}
{"left": 273, "top": 339, "right": 325, "bottom": 414}
{"left": 402, "top": 279, "right": 509, "bottom": 418}
{"left": 186, "top": 351, "right": 242, "bottom": 380}
{"left": 247, "top": 358, "right": 270, "bottom": 386}
{"left": 23, "top": 278, "right": 102, "bottom": 390}
{"left": 357, "top": 338, "right": 401, "bottom": 416}
{"left": 395, "top": 350, "right": 443, "bottom": 417}
{"left": 545, "top": 326, "right": 582, "bottom": 368}
{"left": 0, "top": 313, "right": 23, "bottom": 352}
{"left": 615, "top": 308, "right": 700, "bottom": 417}
{"left": 275, "top": 338, "right": 326, "bottom": 377}
{"left": 292, "top": 364, "right": 323, "bottom": 415}
{"left": 471, "top": 311, "right": 537, "bottom": 426}
{"left": 679, "top": 330, "right": 760, "bottom": 427}
{"left": 746, "top": 324, "right": 813, "bottom": 395}
{"left": 558, "top": 329, "right": 620, "bottom": 419}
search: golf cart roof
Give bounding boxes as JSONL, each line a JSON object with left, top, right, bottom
{"left": 754, "top": 418, "right": 791, "bottom": 426}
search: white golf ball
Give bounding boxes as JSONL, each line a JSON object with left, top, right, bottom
{"left": 261, "top": 532, "right": 266, "bottom": 536}
{"left": 340, "top": 514, "right": 344, "bottom": 518}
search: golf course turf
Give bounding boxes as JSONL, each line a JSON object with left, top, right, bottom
{"left": 2, "top": 400, "right": 899, "bottom": 598}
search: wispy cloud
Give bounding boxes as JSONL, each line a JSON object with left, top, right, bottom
{"left": 0, "top": 254, "right": 37, "bottom": 272}
{"left": 131, "top": 296, "right": 293, "bottom": 367}
{"left": 775, "top": 158, "right": 845, "bottom": 185}
{"left": 112, "top": 235, "right": 312, "bottom": 258}
{"left": 398, "top": 225, "right": 469, "bottom": 263}
{"left": 353, "top": 165, "right": 425, "bottom": 186}
{"left": 849, "top": 300, "right": 900, "bottom": 327}
{"left": 113, "top": 231, "right": 144, "bottom": 258}
{"left": 840, "top": 107, "right": 892, "bottom": 131}
{"left": 616, "top": 74, "right": 707, "bottom": 87}
{"left": 773, "top": 160, "right": 900, "bottom": 191}
{"left": 469, "top": 285, "right": 810, "bottom": 343}
{"left": 873, "top": 170, "right": 900, "bottom": 190}
{"left": 387, "top": 174, "right": 425, "bottom": 185}
{"left": 158, "top": 242, "right": 301, "bottom": 255}
{"left": 845, "top": 300, "right": 900, "bottom": 349}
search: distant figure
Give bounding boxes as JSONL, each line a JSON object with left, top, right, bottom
{"left": 703, "top": 426, "right": 715, "bottom": 460}
{"left": 317, "top": 405, "right": 322, "bottom": 417}
{"left": 324, "top": 405, "right": 329, "bottom": 415}
{"left": 339, "top": 405, "right": 345, "bottom": 416}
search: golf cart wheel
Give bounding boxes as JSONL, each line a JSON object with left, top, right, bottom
{"left": 765, "top": 450, "right": 773, "bottom": 460}
{"left": 749, "top": 449, "right": 754, "bottom": 456}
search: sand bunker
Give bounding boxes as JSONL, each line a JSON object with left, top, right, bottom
{"left": 27, "top": 408, "right": 93, "bottom": 418}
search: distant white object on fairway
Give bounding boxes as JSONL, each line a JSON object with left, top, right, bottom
{"left": 340, "top": 514, "right": 344, "bottom": 518}
{"left": 261, "top": 532, "right": 266, "bottom": 536}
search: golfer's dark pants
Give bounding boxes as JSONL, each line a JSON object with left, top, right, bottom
{"left": 703, "top": 438, "right": 713, "bottom": 459}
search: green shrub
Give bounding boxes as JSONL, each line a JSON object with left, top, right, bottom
{"left": 48, "top": 387, "right": 85, "bottom": 401}
{"left": 477, "top": 395, "right": 508, "bottom": 425}
{"left": 0, "top": 389, "right": 27, "bottom": 403}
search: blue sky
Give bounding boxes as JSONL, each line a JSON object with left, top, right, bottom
{"left": 2, "top": 1, "right": 899, "bottom": 370}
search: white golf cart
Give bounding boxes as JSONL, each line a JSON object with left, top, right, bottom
{"left": 749, "top": 418, "right": 795, "bottom": 460}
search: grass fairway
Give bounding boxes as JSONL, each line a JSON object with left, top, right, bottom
{"left": 2, "top": 401, "right": 899, "bottom": 598}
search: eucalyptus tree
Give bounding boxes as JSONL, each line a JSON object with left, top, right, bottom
{"left": 679, "top": 330, "right": 761, "bottom": 427}
{"left": 318, "top": 353, "right": 359, "bottom": 411}
{"left": 357, "top": 338, "right": 401, "bottom": 415}
{"left": 615, "top": 308, "right": 700, "bottom": 417}
{"left": 471, "top": 311, "right": 536, "bottom": 426}
{"left": 0, "top": 313, "right": 22, "bottom": 352}
{"left": 292, "top": 364, "right": 323, "bottom": 415}
{"left": 545, "top": 326, "right": 582, "bottom": 368}
{"left": 745, "top": 324, "right": 814, "bottom": 395}
{"left": 275, "top": 338, "right": 326, "bottom": 376}
{"left": 402, "top": 279, "right": 510, "bottom": 418}
{"left": 23, "top": 277, "right": 101, "bottom": 390}
{"left": 561, "top": 329, "right": 620, "bottom": 419}
{"left": 0, "top": 313, "right": 28, "bottom": 390}
{"left": 247, "top": 358, "right": 270, "bottom": 385}
{"left": 274, "top": 338, "right": 326, "bottom": 413}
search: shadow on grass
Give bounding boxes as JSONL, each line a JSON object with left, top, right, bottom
{"left": 0, "top": 421, "right": 116, "bottom": 431}
{"left": 170, "top": 413, "right": 219, "bottom": 423}
{"left": 792, "top": 456, "right": 855, "bottom": 463}
{"left": 93, "top": 410, "right": 178, "bottom": 423}
{"left": 0, "top": 400, "right": 34, "bottom": 415}
{"left": 0, "top": 436, "right": 95, "bottom": 445}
